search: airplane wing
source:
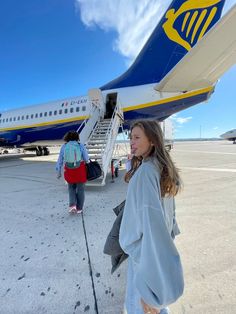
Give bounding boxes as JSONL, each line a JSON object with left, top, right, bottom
{"left": 155, "top": 4, "right": 236, "bottom": 92}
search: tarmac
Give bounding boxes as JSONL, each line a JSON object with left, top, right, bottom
{"left": 0, "top": 141, "right": 235, "bottom": 314}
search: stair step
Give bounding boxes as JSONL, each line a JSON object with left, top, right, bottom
{"left": 98, "top": 122, "right": 110, "bottom": 125}
{"left": 87, "top": 150, "right": 103, "bottom": 154}
{"left": 87, "top": 144, "right": 105, "bottom": 147}
{"left": 86, "top": 145, "right": 104, "bottom": 149}
{"left": 87, "top": 140, "right": 107, "bottom": 144}
{"left": 87, "top": 149, "right": 103, "bottom": 153}
{"left": 87, "top": 145, "right": 104, "bottom": 149}
{"left": 88, "top": 159, "right": 102, "bottom": 162}
{"left": 93, "top": 133, "right": 107, "bottom": 137}
{"left": 91, "top": 134, "right": 107, "bottom": 138}
{"left": 88, "top": 154, "right": 102, "bottom": 158}
{"left": 95, "top": 128, "right": 110, "bottom": 132}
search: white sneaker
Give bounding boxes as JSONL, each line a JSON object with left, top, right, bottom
{"left": 69, "top": 205, "right": 76, "bottom": 213}
{"left": 76, "top": 208, "right": 83, "bottom": 214}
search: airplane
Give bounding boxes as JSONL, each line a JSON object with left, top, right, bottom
{"left": 0, "top": 0, "right": 236, "bottom": 157}
{"left": 220, "top": 129, "right": 236, "bottom": 144}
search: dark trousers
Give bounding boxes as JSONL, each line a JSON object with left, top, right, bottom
{"left": 68, "top": 183, "right": 85, "bottom": 209}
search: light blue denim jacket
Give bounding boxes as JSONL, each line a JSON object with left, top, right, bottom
{"left": 119, "top": 159, "right": 184, "bottom": 309}
{"left": 55, "top": 141, "right": 89, "bottom": 175}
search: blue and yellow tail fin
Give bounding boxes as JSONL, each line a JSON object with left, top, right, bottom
{"left": 101, "top": 0, "right": 225, "bottom": 90}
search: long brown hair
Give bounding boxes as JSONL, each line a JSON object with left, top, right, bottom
{"left": 130, "top": 120, "right": 182, "bottom": 197}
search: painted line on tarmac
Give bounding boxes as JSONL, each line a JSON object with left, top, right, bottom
{"left": 181, "top": 167, "right": 236, "bottom": 173}
{"left": 174, "top": 150, "right": 236, "bottom": 155}
{"left": 81, "top": 212, "right": 99, "bottom": 314}
{"left": 0, "top": 175, "right": 56, "bottom": 184}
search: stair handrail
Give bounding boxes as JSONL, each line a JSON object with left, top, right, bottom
{"left": 77, "top": 102, "right": 101, "bottom": 145}
{"left": 76, "top": 101, "right": 89, "bottom": 133}
{"left": 101, "top": 101, "right": 123, "bottom": 183}
{"left": 106, "top": 103, "right": 124, "bottom": 139}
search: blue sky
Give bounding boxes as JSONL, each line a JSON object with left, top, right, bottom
{"left": 0, "top": 0, "right": 235, "bottom": 139}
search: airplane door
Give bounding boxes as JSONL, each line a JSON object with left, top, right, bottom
{"left": 105, "top": 93, "right": 117, "bottom": 119}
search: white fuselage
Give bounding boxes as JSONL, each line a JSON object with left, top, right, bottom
{"left": 0, "top": 84, "right": 212, "bottom": 147}
{"left": 221, "top": 129, "right": 236, "bottom": 141}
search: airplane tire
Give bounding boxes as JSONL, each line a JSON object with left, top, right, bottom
{"left": 43, "top": 147, "right": 50, "bottom": 155}
{"left": 36, "top": 147, "right": 43, "bottom": 156}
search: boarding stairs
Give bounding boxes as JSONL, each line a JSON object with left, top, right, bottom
{"left": 77, "top": 88, "right": 124, "bottom": 186}
{"left": 86, "top": 106, "right": 124, "bottom": 186}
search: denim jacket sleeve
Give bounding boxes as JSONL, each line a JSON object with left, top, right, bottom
{"left": 56, "top": 144, "right": 65, "bottom": 174}
{"left": 80, "top": 143, "right": 89, "bottom": 162}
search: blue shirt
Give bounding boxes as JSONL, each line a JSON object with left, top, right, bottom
{"left": 56, "top": 141, "right": 89, "bottom": 175}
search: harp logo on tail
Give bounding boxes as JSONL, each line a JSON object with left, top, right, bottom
{"left": 162, "top": 0, "right": 222, "bottom": 51}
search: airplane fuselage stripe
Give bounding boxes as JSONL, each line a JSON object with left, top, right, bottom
{"left": 0, "top": 115, "right": 89, "bottom": 132}
{"left": 122, "top": 86, "right": 213, "bottom": 112}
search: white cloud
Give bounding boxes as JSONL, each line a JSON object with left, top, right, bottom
{"left": 176, "top": 117, "right": 192, "bottom": 124}
{"left": 75, "top": 0, "right": 235, "bottom": 63}
{"left": 75, "top": 0, "right": 170, "bottom": 62}
{"left": 213, "top": 126, "right": 219, "bottom": 130}
{"left": 171, "top": 115, "right": 192, "bottom": 125}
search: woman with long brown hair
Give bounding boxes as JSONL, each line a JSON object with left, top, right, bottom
{"left": 120, "top": 120, "right": 184, "bottom": 314}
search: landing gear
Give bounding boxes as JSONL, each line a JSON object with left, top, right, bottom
{"left": 36, "top": 146, "right": 50, "bottom": 156}
{"left": 43, "top": 147, "right": 50, "bottom": 155}
{"left": 36, "top": 146, "right": 43, "bottom": 156}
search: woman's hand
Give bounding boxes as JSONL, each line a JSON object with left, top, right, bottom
{"left": 140, "top": 298, "right": 160, "bottom": 314}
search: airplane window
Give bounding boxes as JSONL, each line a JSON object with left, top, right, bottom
{"left": 76, "top": 107, "right": 79, "bottom": 112}
{"left": 40, "top": 113, "right": 43, "bottom": 118}
{"left": 70, "top": 107, "right": 74, "bottom": 113}
{"left": 49, "top": 111, "right": 52, "bottom": 116}
{"left": 0, "top": 119, "right": 1, "bottom": 123}
{"left": 82, "top": 106, "right": 86, "bottom": 111}
{"left": 26, "top": 115, "right": 29, "bottom": 120}
{"left": 59, "top": 109, "right": 62, "bottom": 114}
{"left": 18, "top": 116, "right": 20, "bottom": 120}
{"left": 21, "top": 116, "right": 24, "bottom": 120}
{"left": 64, "top": 108, "right": 68, "bottom": 114}
{"left": 13, "top": 117, "right": 16, "bottom": 121}
{"left": 3, "top": 119, "right": 5, "bottom": 123}
{"left": 44, "top": 112, "right": 47, "bottom": 117}
{"left": 10, "top": 117, "right": 12, "bottom": 122}
{"left": 54, "top": 110, "right": 57, "bottom": 115}
{"left": 31, "top": 114, "right": 34, "bottom": 119}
